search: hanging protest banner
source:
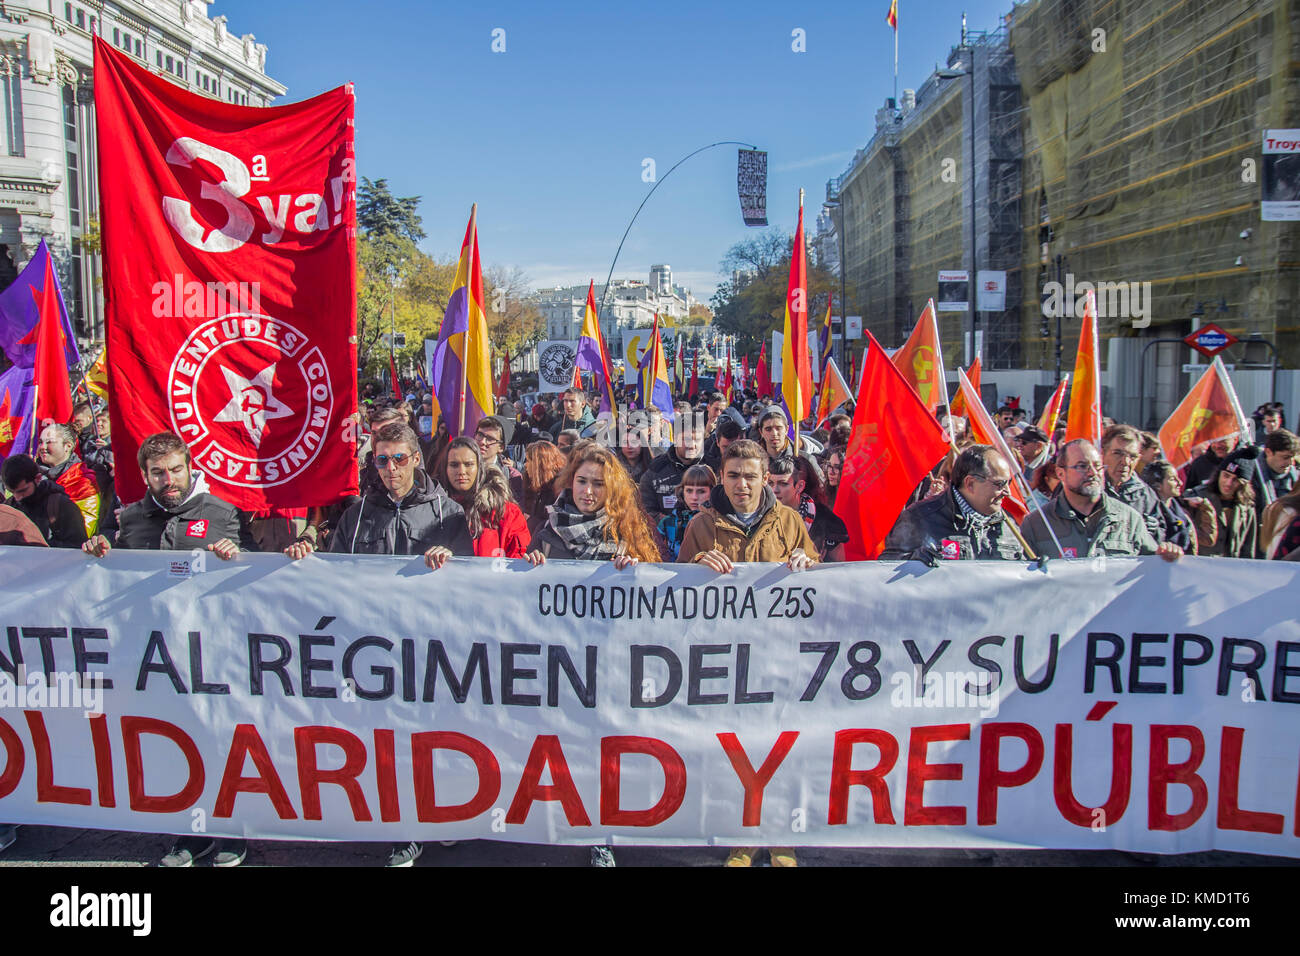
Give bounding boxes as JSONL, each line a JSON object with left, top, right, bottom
{"left": 94, "top": 38, "right": 358, "bottom": 510}
{"left": 0, "top": 549, "right": 1296, "bottom": 857}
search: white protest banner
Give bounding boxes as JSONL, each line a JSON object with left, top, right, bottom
{"left": 0, "top": 549, "right": 1296, "bottom": 857}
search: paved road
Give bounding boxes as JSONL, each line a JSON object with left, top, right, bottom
{"left": 1, "top": 826, "right": 1291, "bottom": 867}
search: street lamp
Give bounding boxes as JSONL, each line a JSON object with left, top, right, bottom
{"left": 936, "top": 54, "right": 977, "bottom": 366}
{"left": 822, "top": 197, "right": 848, "bottom": 372}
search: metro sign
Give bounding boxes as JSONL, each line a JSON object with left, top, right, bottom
{"left": 1183, "top": 323, "right": 1238, "bottom": 359}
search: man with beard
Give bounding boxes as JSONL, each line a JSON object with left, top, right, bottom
{"left": 82, "top": 431, "right": 253, "bottom": 868}
{"left": 1021, "top": 439, "right": 1181, "bottom": 560}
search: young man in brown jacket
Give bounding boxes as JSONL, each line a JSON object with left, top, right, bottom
{"left": 676, "top": 439, "right": 814, "bottom": 867}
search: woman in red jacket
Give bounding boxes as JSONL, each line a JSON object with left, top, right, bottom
{"left": 435, "top": 438, "right": 529, "bottom": 558}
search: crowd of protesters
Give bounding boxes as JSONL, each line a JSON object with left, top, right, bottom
{"left": 1, "top": 373, "right": 1298, "bottom": 867}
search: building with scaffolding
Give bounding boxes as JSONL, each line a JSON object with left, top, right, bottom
{"left": 826, "top": 1, "right": 1300, "bottom": 426}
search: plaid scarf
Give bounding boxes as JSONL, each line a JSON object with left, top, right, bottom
{"left": 546, "top": 491, "right": 621, "bottom": 560}
{"left": 953, "top": 489, "right": 998, "bottom": 530}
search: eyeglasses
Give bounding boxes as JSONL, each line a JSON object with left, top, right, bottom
{"left": 475, "top": 434, "right": 501, "bottom": 449}
{"left": 375, "top": 453, "right": 414, "bottom": 468}
{"left": 978, "top": 476, "right": 1012, "bottom": 491}
{"left": 1066, "top": 461, "right": 1105, "bottom": 473}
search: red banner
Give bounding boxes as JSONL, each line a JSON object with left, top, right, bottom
{"left": 94, "top": 39, "right": 358, "bottom": 510}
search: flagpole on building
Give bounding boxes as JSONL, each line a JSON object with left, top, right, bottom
{"left": 459, "top": 203, "right": 477, "bottom": 437}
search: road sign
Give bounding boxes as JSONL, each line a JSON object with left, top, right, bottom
{"left": 1182, "top": 363, "right": 1234, "bottom": 373}
{"left": 1183, "top": 323, "right": 1237, "bottom": 359}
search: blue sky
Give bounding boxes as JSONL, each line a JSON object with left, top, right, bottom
{"left": 217, "top": 0, "right": 1010, "bottom": 302}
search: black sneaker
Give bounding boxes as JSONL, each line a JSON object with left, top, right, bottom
{"left": 213, "top": 839, "right": 247, "bottom": 867}
{"left": 590, "top": 846, "right": 616, "bottom": 867}
{"left": 386, "top": 842, "right": 423, "bottom": 867}
{"left": 160, "top": 836, "right": 216, "bottom": 867}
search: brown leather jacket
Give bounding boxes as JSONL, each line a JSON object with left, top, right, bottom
{"left": 677, "top": 485, "right": 818, "bottom": 564}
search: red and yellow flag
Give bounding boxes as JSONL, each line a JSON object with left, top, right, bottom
{"left": 1037, "top": 374, "right": 1069, "bottom": 436}
{"left": 950, "top": 356, "right": 980, "bottom": 418}
{"left": 835, "top": 332, "right": 949, "bottom": 560}
{"left": 816, "top": 356, "right": 853, "bottom": 424}
{"left": 1157, "top": 358, "right": 1241, "bottom": 471}
{"left": 957, "top": 368, "right": 1029, "bottom": 524}
{"left": 1064, "top": 289, "right": 1102, "bottom": 446}
{"left": 892, "top": 298, "right": 947, "bottom": 414}
{"left": 887, "top": 0, "right": 898, "bottom": 30}
{"left": 780, "top": 199, "right": 813, "bottom": 434}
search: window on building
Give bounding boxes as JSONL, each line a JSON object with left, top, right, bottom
{"left": 113, "top": 28, "right": 119, "bottom": 45}
{"left": 156, "top": 51, "right": 162, "bottom": 67}
{"left": 67, "top": 150, "right": 81, "bottom": 228}
{"left": 90, "top": 17, "right": 96, "bottom": 34}
{"left": 3, "top": 72, "right": 24, "bottom": 157}
{"left": 75, "top": 9, "right": 85, "bottom": 29}
{"left": 135, "top": 39, "right": 142, "bottom": 57}
{"left": 165, "top": 55, "right": 173, "bottom": 72}
{"left": 62, "top": 86, "right": 77, "bottom": 143}
{"left": 65, "top": 4, "right": 72, "bottom": 23}
{"left": 69, "top": 239, "right": 84, "bottom": 335}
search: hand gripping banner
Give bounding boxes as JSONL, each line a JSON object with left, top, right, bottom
{"left": 0, "top": 549, "right": 1297, "bottom": 857}
{"left": 94, "top": 39, "right": 358, "bottom": 510}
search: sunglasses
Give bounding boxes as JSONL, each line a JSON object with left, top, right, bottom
{"left": 375, "top": 452, "right": 415, "bottom": 468}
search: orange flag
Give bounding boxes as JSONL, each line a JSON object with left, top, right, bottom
{"left": 1037, "top": 374, "right": 1069, "bottom": 435}
{"left": 891, "top": 298, "right": 948, "bottom": 415}
{"left": 1064, "top": 289, "right": 1102, "bottom": 445}
{"left": 816, "top": 356, "right": 853, "bottom": 424}
{"left": 957, "top": 368, "right": 1029, "bottom": 524}
{"left": 835, "top": 332, "right": 951, "bottom": 560}
{"left": 950, "top": 356, "right": 981, "bottom": 417}
{"left": 1157, "top": 357, "right": 1244, "bottom": 472}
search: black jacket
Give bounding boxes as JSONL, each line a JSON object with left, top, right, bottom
{"left": 1107, "top": 475, "right": 1164, "bottom": 543}
{"left": 330, "top": 469, "right": 473, "bottom": 556}
{"left": 881, "top": 489, "right": 1027, "bottom": 561}
{"left": 640, "top": 448, "right": 703, "bottom": 516}
{"left": 114, "top": 475, "right": 254, "bottom": 552}
{"left": 12, "top": 479, "right": 87, "bottom": 548}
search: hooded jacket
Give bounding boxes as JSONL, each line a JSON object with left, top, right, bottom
{"left": 114, "top": 472, "right": 254, "bottom": 551}
{"left": 640, "top": 447, "right": 703, "bottom": 516}
{"left": 330, "top": 469, "right": 473, "bottom": 556}
{"left": 880, "top": 488, "right": 1026, "bottom": 561}
{"left": 1192, "top": 483, "right": 1257, "bottom": 559}
{"left": 677, "top": 484, "right": 817, "bottom": 565}
{"left": 12, "top": 478, "right": 87, "bottom": 548}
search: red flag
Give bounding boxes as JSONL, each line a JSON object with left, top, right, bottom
{"left": 719, "top": 348, "right": 732, "bottom": 401}
{"left": 1036, "top": 374, "right": 1068, "bottom": 435}
{"left": 835, "top": 332, "right": 950, "bottom": 560}
{"left": 1065, "top": 289, "right": 1102, "bottom": 446}
{"left": 780, "top": 202, "right": 813, "bottom": 429}
{"left": 16, "top": 251, "right": 74, "bottom": 425}
{"left": 689, "top": 349, "right": 698, "bottom": 397}
{"left": 389, "top": 351, "right": 402, "bottom": 399}
{"left": 755, "top": 342, "right": 771, "bottom": 398}
{"left": 950, "top": 356, "right": 981, "bottom": 417}
{"left": 891, "top": 299, "right": 947, "bottom": 414}
{"left": 94, "top": 38, "right": 358, "bottom": 510}
{"left": 496, "top": 348, "right": 511, "bottom": 398}
{"left": 1158, "top": 358, "right": 1240, "bottom": 472}
{"left": 956, "top": 368, "right": 1029, "bottom": 523}
{"left": 740, "top": 354, "right": 750, "bottom": 394}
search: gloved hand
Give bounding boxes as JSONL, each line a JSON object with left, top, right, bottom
{"left": 908, "top": 540, "right": 942, "bottom": 568}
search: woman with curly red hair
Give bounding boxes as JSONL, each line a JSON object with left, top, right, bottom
{"left": 525, "top": 440, "right": 660, "bottom": 568}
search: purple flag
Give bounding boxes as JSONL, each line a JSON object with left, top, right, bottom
{"left": 0, "top": 239, "right": 81, "bottom": 370}
{"left": 0, "top": 363, "right": 36, "bottom": 463}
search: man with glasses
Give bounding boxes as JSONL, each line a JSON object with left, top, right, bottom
{"left": 881, "top": 446, "right": 1028, "bottom": 561}
{"left": 1101, "top": 424, "right": 1164, "bottom": 543}
{"left": 474, "top": 415, "right": 523, "bottom": 502}
{"left": 1021, "top": 438, "right": 1182, "bottom": 561}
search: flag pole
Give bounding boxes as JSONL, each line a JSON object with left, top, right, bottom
{"left": 458, "top": 203, "right": 477, "bottom": 437}
{"left": 795, "top": 189, "right": 804, "bottom": 459}
{"left": 1215, "top": 356, "right": 1272, "bottom": 505}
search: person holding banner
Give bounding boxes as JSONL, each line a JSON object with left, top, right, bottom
{"left": 1101, "top": 425, "right": 1165, "bottom": 544}
{"left": 880, "top": 446, "right": 1027, "bottom": 562}
{"left": 3, "top": 454, "right": 88, "bottom": 548}
{"left": 522, "top": 441, "right": 660, "bottom": 867}
{"left": 1020, "top": 439, "right": 1181, "bottom": 561}
{"left": 435, "top": 437, "right": 529, "bottom": 559}
{"left": 768, "top": 455, "right": 849, "bottom": 562}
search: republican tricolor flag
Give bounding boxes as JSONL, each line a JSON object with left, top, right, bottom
{"left": 430, "top": 207, "right": 494, "bottom": 437}
{"left": 575, "top": 280, "right": 617, "bottom": 416}
{"left": 780, "top": 199, "right": 813, "bottom": 436}
{"left": 887, "top": 0, "right": 898, "bottom": 30}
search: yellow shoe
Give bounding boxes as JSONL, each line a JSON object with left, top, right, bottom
{"left": 769, "top": 847, "right": 798, "bottom": 867}
{"left": 723, "top": 847, "right": 755, "bottom": 867}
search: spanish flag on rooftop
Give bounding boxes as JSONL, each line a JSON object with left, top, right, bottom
{"left": 430, "top": 205, "right": 494, "bottom": 437}
{"left": 887, "top": 0, "right": 898, "bottom": 30}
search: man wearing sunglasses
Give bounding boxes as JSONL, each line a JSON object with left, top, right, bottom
{"left": 285, "top": 422, "right": 473, "bottom": 567}
{"left": 881, "top": 446, "right": 1028, "bottom": 562}
{"left": 1021, "top": 438, "right": 1181, "bottom": 561}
